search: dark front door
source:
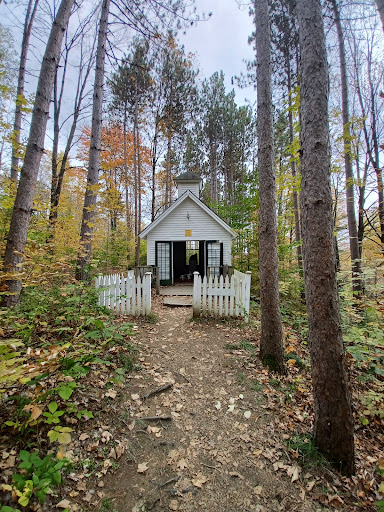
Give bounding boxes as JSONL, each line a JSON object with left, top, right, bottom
{"left": 156, "top": 242, "right": 172, "bottom": 285}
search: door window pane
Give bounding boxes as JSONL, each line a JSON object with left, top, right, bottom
{"left": 157, "top": 242, "right": 170, "bottom": 281}
{"left": 207, "top": 242, "right": 221, "bottom": 276}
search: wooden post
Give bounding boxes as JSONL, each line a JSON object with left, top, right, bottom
{"left": 244, "top": 271, "right": 252, "bottom": 322}
{"left": 193, "top": 271, "right": 200, "bottom": 317}
{"left": 155, "top": 266, "right": 160, "bottom": 295}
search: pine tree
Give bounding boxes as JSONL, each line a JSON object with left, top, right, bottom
{"left": 297, "top": 0, "right": 354, "bottom": 474}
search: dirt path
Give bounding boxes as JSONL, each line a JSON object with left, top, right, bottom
{"left": 95, "top": 297, "right": 327, "bottom": 512}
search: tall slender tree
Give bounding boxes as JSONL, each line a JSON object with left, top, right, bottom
{"left": 76, "top": 0, "right": 110, "bottom": 281}
{"left": 329, "top": 0, "right": 362, "bottom": 294}
{"left": 297, "top": 0, "right": 354, "bottom": 474}
{"left": 10, "top": 0, "right": 40, "bottom": 182}
{"left": 254, "top": 0, "right": 285, "bottom": 373}
{"left": 1, "top": 0, "right": 75, "bottom": 307}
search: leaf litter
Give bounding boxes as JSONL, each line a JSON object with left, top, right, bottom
{"left": 1, "top": 293, "right": 382, "bottom": 511}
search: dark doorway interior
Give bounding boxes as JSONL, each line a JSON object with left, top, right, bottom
{"left": 173, "top": 242, "right": 188, "bottom": 282}
{"left": 173, "top": 240, "right": 205, "bottom": 282}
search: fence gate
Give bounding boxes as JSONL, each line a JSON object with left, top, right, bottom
{"left": 192, "top": 270, "right": 251, "bottom": 322}
{"left": 95, "top": 272, "right": 152, "bottom": 316}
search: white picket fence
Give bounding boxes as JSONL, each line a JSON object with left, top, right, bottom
{"left": 192, "top": 269, "right": 251, "bottom": 322}
{"left": 95, "top": 271, "right": 152, "bottom": 316}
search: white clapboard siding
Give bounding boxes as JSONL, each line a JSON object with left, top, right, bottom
{"left": 145, "top": 197, "right": 233, "bottom": 266}
{"left": 95, "top": 272, "right": 151, "bottom": 316}
{"left": 193, "top": 270, "right": 251, "bottom": 322}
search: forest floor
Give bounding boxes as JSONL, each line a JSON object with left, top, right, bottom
{"left": 1, "top": 293, "right": 382, "bottom": 512}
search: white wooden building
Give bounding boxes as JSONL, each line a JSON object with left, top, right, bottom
{"left": 139, "top": 172, "right": 237, "bottom": 285}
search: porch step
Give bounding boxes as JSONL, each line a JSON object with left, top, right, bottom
{"left": 160, "top": 285, "right": 193, "bottom": 296}
{"left": 163, "top": 296, "right": 193, "bottom": 307}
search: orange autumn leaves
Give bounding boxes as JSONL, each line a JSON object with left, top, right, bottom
{"left": 77, "top": 122, "right": 151, "bottom": 223}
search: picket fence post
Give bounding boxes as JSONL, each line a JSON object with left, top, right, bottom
{"left": 193, "top": 272, "right": 201, "bottom": 317}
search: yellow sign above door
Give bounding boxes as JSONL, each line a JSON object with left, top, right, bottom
{"left": 185, "top": 229, "right": 192, "bottom": 237}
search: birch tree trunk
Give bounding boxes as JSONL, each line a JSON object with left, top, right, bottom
{"left": 10, "top": 0, "right": 40, "bottom": 182}
{"left": 76, "top": 0, "right": 110, "bottom": 281}
{"left": 330, "top": 0, "right": 362, "bottom": 295}
{"left": 254, "top": 0, "right": 285, "bottom": 373}
{"left": 2, "top": 0, "right": 74, "bottom": 307}
{"left": 297, "top": 0, "right": 354, "bottom": 474}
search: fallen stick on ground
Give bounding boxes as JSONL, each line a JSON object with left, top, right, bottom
{"left": 138, "top": 416, "right": 173, "bottom": 421}
{"left": 142, "top": 382, "right": 173, "bottom": 400}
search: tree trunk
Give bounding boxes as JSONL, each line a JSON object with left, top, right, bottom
{"left": 135, "top": 123, "right": 142, "bottom": 266}
{"left": 254, "top": 0, "right": 285, "bottom": 373}
{"left": 133, "top": 97, "right": 139, "bottom": 265}
{"left": 165, "top": 128, "right": 172, "bottom": 208}
{"left": 375, "top": 0, "right": 384, "bottom": 33}
{"left": 151, "top": 117, "right": 159, "bottom": 222}
{"left": 330, "top": 0, "right": 362, "bottom": 294}
{"left": 297, "top": 0, "right": 354, "bottom": 475}
{"left": 76, "top": 0, "right": 110, "bottom": 281}
{"left": 10, "top": 0, "right": 40, "bottom": 182}
{"left": 209, "top": 141, "right": 218, "bottom": 204}
{"left": 123, "top": 107, "right": 132, "bottom": 237}
{"left": 286, "top": 62, "right": 303, "bottom": 271}
{"left": 367, "top": 58, "right": 384, "bottom": 253}
{"left": 1, "top": 0, "right": 74, "bottom": 307}
{"left": 355, "top": 147, "right": 368, "bottom": 259}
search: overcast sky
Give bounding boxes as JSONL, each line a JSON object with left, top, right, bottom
{"left": 179, "top": 0, "right": 256, "bottom": 106}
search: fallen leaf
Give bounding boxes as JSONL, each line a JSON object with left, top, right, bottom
{"left": 169, "top": 500, "right": 179, "bottom": 510}
{"left": 328, "top": 495, "right": 344, "bottom": 508}
{"left": 192, "top": 472, "right": 208, "bottom": 488}
{"left": 77, "top": 481, "right": 87, "bottom": 491}
{"left": 177, "top": 458, "right": 188, "bottom": 470}
{"left": 253, "top": 485, "right": 263, "bottom": 496}
{"left": 131, "top": 393, "right": 140, "bottom": 401}
{"left": 57, "top": 499, "right": 71, "bottom": 508}
{"left": 215, "top": 401, "right": 222, "bottom": 410}
{"left": 306, "top": 481, "right": 316, "bottom": 491}
{"left": 244, "top": 411, "right": 251, "bottom": 419}
{"left": 273, "top": 461, "right": 287, "bottom": 471}
{"left": 137, "top": 462, "right": 149, "bottom": 473}
{"left": 31, "top": 405, "right": 43, "bottom": 420}
{"left": 105, "top": 390, "right": 117, "bottom": 399}
{"left": 287, "top": 465, "right": 301, "bottom": 482}
{"left": 79, "top": 433, "right": 89, "bottom": 441}
{"left": 83, "top": 492, "right": 93, "bottom": 503}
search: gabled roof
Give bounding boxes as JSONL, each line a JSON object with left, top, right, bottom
{"left": 139, "top": 190, "right": 237, "bottom": 240}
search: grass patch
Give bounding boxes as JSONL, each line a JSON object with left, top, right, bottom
{"left": 142, "top": 313, "right": 159, "bottom": 324}
{"left": 287, "top": 433, "right": 326, "bottom": 468}
{"left": 236, "top": 371, "right": 247, "bottom": 384}
{"left": 250, "top": 380, "right": 263, "bottom": 392}
{"left": 285, "top": 352, "right": 308, "bottom": 370}
{"left": 225, "top": 340, "right": 255, "bottom": 352}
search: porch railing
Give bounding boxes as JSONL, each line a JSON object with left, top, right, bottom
{"left": 207, "top": 265, "right": 234, "bottom": 279}
{"left": 135, "top": 266, "right": 160, "bottom": 294}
